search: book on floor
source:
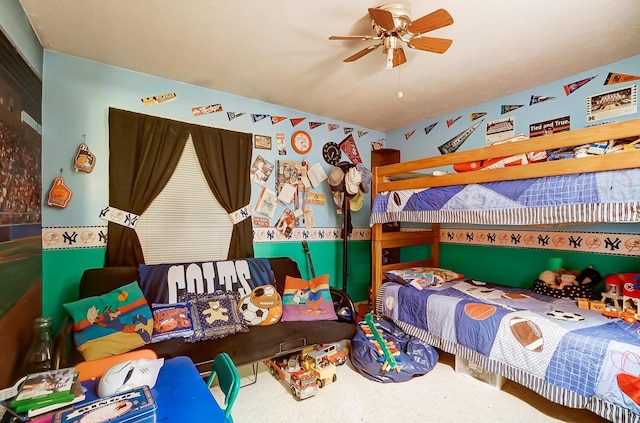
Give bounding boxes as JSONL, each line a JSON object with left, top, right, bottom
{"left": 10, "top": 367, "right": 78, "bottom": 413}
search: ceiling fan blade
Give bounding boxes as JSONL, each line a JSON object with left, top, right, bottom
{"left": 343, "top": 44, "right": 381, "bottom": 62}
{"left": 329, "top": 35, "right": 376, "bottom": 41}
{"left": 408, "top": 8, "right": 454, "bottom": 35}
{"left": 408, "top": 36, "right": 453, "bottom": 54}
{"left": 393, "top": 47, "right": 407, "bottom": 68}
{"left": 368, "top": 7, "right": 395, "bottom": 32}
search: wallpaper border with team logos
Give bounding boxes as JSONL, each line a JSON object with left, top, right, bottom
{"left": 42, "top": 226, "right": 640, "bottom": 257}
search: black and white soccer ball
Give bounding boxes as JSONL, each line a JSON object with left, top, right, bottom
{"left": 546, "top": 309, "right": 585, "bottom": 321}
{"left": 238, "top": 295, "right": 268, "bottom": 325}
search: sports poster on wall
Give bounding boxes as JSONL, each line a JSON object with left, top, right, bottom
{"left": 529, "top": 116, "right": 570, "bottom": 138}
{"left": 586, "top": 85, "right": 637, "bottom": 122}
{"left": 485, "top": 117, "right": 515, "bottom": 143}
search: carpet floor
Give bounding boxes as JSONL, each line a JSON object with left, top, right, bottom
{"left": 210, "top": 349, "right": 610, "bottom": 423}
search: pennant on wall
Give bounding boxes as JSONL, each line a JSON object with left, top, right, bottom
{"left": 192, "top": 103, "right": 223, "bottom": 116}
{"left": 339, "top": 133, "right": 362, "bottom": 164}
{"left": 343, "top": 127, "right": 354, "bottom": 135}
{"left": 271, "top": 116, "right": 287, "bottom": 124}
{"left": 357, "top": 130, "right": 368, "bottom": 137}
{"left": 564, "top": 76, "right": 596, "bottom": 95}
{"left": 438, "top": 119, "right": 484, "bottom": 155}
{"left": 530, "top": 95, "right": 555, "bottom": 105}
{"left": 290, "top": 117, "right": 305, "bottom": 126}
{"left": 404, "top": 129, "right": 416, "bottom": 140}
{"left": 227, "top": 112, "right": 245, "bottom": 121}
{"left": 446, "top": 116, "right": 461, "bottom": 127}
{"left": 251, "top": 114, "right": 269, "bottom": 123}
{"left": 141, "top": 92, "right": 177, "bottom": 107}
{"left": 424, "top": 122, "right": 438, "bottom": 135}
{"left": 309, "top": 122, "right": 325, "bottom": 130}
{"left": 604, "top": 72, "right": 640, "bottom": 85}
{"left": 328, "top": 124, "right": 340, "bottom": 132}
{"left": 470, "top": 112, "right": 487, "bottom": 121}
{"left": 501, "top": 104, "right": 524, "bottom": 114}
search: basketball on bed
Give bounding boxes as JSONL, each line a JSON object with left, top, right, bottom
{"left": 509, "top": 317, "right": 543, "bottom": 352}
{"left": 464, "top": 303, "right": 497, "bottom": 320}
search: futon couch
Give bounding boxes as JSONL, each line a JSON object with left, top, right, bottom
{"left": 53, "top": 257, "right": 357, "bottom": 374}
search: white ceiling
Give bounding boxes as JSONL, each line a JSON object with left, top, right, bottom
{"left": 18, "top": 0, "right": 640, "bottom": 132}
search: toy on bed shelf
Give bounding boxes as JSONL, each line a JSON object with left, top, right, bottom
{"left": 359, "top": 313, "right": 401, "bottom": 373}
{"left": 601, "top": 273, "right": 640, "bottom": 316}
{"left": 533, "top": 266, "right": 601, "bottom": 300}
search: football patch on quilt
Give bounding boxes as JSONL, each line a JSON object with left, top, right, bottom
{"left": 63, "top": 281, "right": 153, "bottom": 361}
{"left": 138, "top": 257, "right": 275, "bottom": 304}
{"left": 181, "top": 291, "right": 248, "bottom": 342}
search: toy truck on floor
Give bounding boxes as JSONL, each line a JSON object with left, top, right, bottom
{"left": 315, "top": 343, "right": 347, "bottom": 366}
{"left": 300, "top": 347, "right": 337, "bottom": 388}
{"left": 264, "top": 355, "right": 318, "bottom": 400}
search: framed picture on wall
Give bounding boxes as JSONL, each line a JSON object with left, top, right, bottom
{"left": 254, "top": 134, "right": 272, "bottom": 150}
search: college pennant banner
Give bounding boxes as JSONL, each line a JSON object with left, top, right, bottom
{"left": 530, "top": 95, "right": 555, "bottom": 105}
{"left": 290, "top": 117, "right": 305, "bottom": 126}
{"left": 227, "top": 112, "right": 245, "bottom": 121}
{"left": 404, "top": 129, "right": 416, "bottom": 140}
{"left": 309, "top": 121, "right": 325, "bottom": 130}
{"left": 446, "top": 116, "right": 462, "bottom": 127}
{"left": 470, "top": 112, "right": 487, "bottom": 121}
{"left": 141, "top": 92, "right": 177, "bottom": 107}
{"left": 192, "top": 103, "right": 223, "bottom": 116}
{"left": 501, "top": 104, "right": 524, "bottom": 114}
{"left": 604, "top": 72, "right": 640, "bottom": 85}
{"left": 251, "top": 114, "right": 269, "bottom": 123}
{"left": 424, "top": 122, "right": 438, "bottom": 135}
{"left": 564, "top": 76, "right": 596, "bottom": 95}
{"left": 357, "top": 130, "right": 368, "bottom": 137}
{"left": 438, "top": 119, "right": 484, "bottom": 155}
{"left": 328, "top": 124, "right": 340, "bottom": 132}
{"left": 343, "top": 127, "right": 354, "bottom": 135}
{"left": 270, "top": 116, "right": 287, "bottom": 124}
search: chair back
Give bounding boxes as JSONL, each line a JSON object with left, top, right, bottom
{"left": 75, "top": 349, "right": 158, "bottom": 382}
{"left": 206, "top": 353, "right": 240, "bottom": 421}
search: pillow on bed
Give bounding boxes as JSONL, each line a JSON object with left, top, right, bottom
{"left": 180, "top": 291, "right": 248, "bottom": 342}
{"left": 281, "top": 275, "right": 338, "bottom": 322}
{"left": 150, "top": 302, "right": 194, "bottom": 343}
{"left": 384, "top": 267, "right": 463, "bottom": 289}
{"left": 63, "top": 281, "right": 153, "bottom": 361}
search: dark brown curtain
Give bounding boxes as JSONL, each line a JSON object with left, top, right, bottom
{"left": 106, "top": 108, "right": 254, "bottom": 266}
{"left": 190, "top": 125, "right": 254, "bottom": 259}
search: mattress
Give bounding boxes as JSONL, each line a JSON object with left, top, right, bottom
{"left": 370, "top": 169, "right": 640, "bottom": 226}
{"left": 376, "top": 280, "right": 640, "bottom": 423}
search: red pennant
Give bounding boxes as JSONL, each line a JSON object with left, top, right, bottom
{"left": 290, "top": 117, "right": 305, "bottom": 126}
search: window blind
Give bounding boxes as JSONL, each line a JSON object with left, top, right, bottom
{"left": 135, "top": 134, "right": 233, "bottom": 264}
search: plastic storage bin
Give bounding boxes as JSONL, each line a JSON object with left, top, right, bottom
{"left": 455, "top": 355, "right": 505, "bottom": 389}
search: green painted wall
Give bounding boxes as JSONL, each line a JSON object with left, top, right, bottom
{"left": 45, "top": 240, "right": 371, "bottom": 331}
{"left": 42, "top": 249, "right": 105, "bottom": 329}
{"left": 403, "top": 243, "right": 640, "bottom": 290}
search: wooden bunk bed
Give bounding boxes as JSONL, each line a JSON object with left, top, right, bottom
{"left": 371, "top": 117, "right": 640, "bottom": 300}
{"left": 369, "top": 117, "right": 640, "bottom": 423}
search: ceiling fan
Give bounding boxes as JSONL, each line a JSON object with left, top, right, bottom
{"left": 329, "top": 3, "right": 454, "bottom": 69}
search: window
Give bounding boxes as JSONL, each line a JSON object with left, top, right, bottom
{"left": 135, "top": 134, "right": 233, "bottom": 264}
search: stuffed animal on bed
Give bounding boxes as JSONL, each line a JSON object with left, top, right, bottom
{"left": 538, "top": 267, "right": 601, "bottom": 289}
